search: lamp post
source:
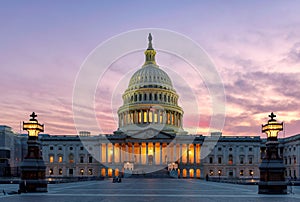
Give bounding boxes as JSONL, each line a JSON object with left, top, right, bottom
{"left": 218, "top": 170, "right": 221, "bottom": 181}
{"left": 19, "top": 112, "right": 47, "bottom": 193}
{"left": 258, "top": 112, "right": 287, "bottom": 194}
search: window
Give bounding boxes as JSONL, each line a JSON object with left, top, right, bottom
{"left": 69, "top": 154, "right": 74, "bottom": 163}
{"left": 58, "top": 147, "right": 62, "bottom": 151}
{"left": 49, "top": 169, "right": 53, "bottom": 175}
{"left": 228, "top": 155, "right": 233, "bottom": 165}
{"left": 89, "top": 156, "right": 93, "bottom": 163}
{"left": 209, "top": 170, "right": 214, "bottom": 176}
{"left": 289, "top": 157, "right": 292, "bottom": 164}
{"left": 239, "top": 147, "right": 244, "bottom": 152}
{"left": 80, "top": 156, "right": 84, "bottom": 163}
{"left": 50, "top": 146, "right": 54, "bottom": 151}
{"left": 249, "top": 170, "right": 253, "bottom": 176}
{"left": 284, "top": 158, "right": 287, "bottom": 164}
{"left": 229, "top": 171, "right": 233, "bottom": 177}
{"left": 294, "top": 157, "right": 297, "bottom": 164}
{"left": 58, "top": 156, "right": 63, "bottom": 163}
{"left": 89, "top": 147, "right": 93, "bottom": 151}
{"left": 80, "top": 147, "right": 84, "bottom": 151}
{"left": 240, "top": 170, "right": 244, "bottom": 176}
{"left": 249, "top": 157, "right": 253, "bottom": 164}
{"left": 49, "top": 155, "right": 54, "bottom": 163}
{"left": 80, "top": 169, "right": 84, "bottom": 175}
{"left": 88, "top": 169, "right": 93, "bottom": 175}
{"left": 240, "top": 156, "right": 244, "bottom": 164}
{"left": 229, "top": 147, "right": 232, "bottom": 152}
{"left": 70, "top": 147, "right": 73, "bottom": 151}
{"left": 59, "top": 168, "right": 62, "bottom": 175}
{"left": 69, "top": 169, "right": 73, "bottom": 175}
{"left": 209, "top": 157, "right": 213, "bottom": 164}
{"left": 249, "top": 147, "right": 252, "bottom": 152}
{"left": 218, "top": 147, "right": 222, "bottom": 151}
{"left": 218, "top": 157, "right": 222, "bottom": 164}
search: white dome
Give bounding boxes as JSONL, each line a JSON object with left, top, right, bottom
{"left": 127, "top": 64, "right": 174, "bottom": 91}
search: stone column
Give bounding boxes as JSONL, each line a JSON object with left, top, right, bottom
{"left": 119, "top": 144, "right": 122, "bottom": 163}
{"left": 194, "top": 144, "right": 196, "bottom": 164}
{"left": 99, "top": 144, "right": 102, "bottom": 162}
{"left": 153, "top": 143, "right": 156, "bottom": 165}
{"left": 173, "top": 143, "right": 176, "bottom": 162}
{"left": 139, "top": 143, "right": 142, "bottom": 164}
{"left": 179, "top": 144, "right": 182, "bottom": 163}
{"left": 187, "top": 144, "right": 190, "bottom": 164}
{"left": 146, "top": 143, "right": 149, "bottom": 164}
{"left": 125, "top": 144, "right": 129, "bottom": 162}
{"left": 132, "top": 143, "right": 135, "bottom": 162}
{"left": 106, "top": 143, "right": 108, "bottom": 163}
{"left": 112, "top": 143, "right": 115, "bottom": 163}
{"left": 160, "top": 143, "right": 162, "bottom": 165}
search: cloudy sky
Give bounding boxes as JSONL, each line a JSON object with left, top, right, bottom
{"left": 1, "top": 1, "right": 300, "bottom": 137}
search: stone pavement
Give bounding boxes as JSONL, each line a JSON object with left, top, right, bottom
{"left": 0, "top": 178, "right": 300, "bottom": 202}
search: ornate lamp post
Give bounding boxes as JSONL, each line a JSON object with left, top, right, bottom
{"left": 258, "top": 112, "right": 287, "bottom": 194}
{"left": 19, "top": 112, "right": 47, "bottom": 192}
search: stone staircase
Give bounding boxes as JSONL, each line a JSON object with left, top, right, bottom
{"left": 125, "top": 165, "right": 171, "bottom": 178}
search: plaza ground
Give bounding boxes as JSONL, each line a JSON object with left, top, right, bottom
{"left": 0, "top": 178, "right": 300, "bottom": 202}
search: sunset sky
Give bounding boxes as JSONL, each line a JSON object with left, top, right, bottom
{"left": 1, "top": 1, "right": 300, "bottom": 137}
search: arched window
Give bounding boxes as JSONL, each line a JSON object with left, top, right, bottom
{"left": 228, "top": 155, "right": 233, "bottom": 165}
{"left": 69, "top": 154, "right": 74, "bottom": 163}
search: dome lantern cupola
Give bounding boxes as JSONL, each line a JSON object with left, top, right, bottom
{"left": 143, "top": 33, "right": 157, "bottom": 66}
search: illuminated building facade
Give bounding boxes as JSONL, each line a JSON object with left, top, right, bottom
{"left": 0, "top": 35, "right": 299, "bottom": 181}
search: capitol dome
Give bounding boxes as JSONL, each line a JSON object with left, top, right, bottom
{"left": 117, "top": 34, "right": 185, "bottom": 134}
{"left": 127, "top": 64, "right": 174, "bottom": 91}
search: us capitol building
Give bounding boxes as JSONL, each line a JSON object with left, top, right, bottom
{"left": 0, "top": 35, "right": 299, "bottom": 180}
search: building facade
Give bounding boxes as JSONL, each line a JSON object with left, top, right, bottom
{"left": 0, "top": 34, "right": 299, "bottom": 180}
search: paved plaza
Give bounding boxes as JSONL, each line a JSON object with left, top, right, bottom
{"left": 0, "top": 179, "right": 300, "bottom": 202}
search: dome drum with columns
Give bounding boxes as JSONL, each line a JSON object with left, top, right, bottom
{"left": 117, "top": 34, "right": 185, "bottom": 134}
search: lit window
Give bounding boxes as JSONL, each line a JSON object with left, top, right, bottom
{"left": 240, "top": 170, "right": 244, "bottom": 176}
{"left": 209, "top": 170, "right": 214, "bottom": 176}
{"left": 149, "top": 111, "right": 153, "bottom": 123}
{"left": 69, "top": 154, "right": 74, "bottom": 163}
{"left": 143, "top": 111, "right": 147, "bottom": 123}
{"left": 58, "top": 156, "right": 63, "bottom": 163}
{"left": 88, "top": 169, "right": 93, "bottom": 175}
{"left": 59, "top": 168, "right": 62, "bottom": 175}
{"left": 154, "top": 112, "right": 158, "bottom": 123}
{"left": 49, "top": 155, "right": 54, "bottom": 163}
{"left": 138, "top": 111, "right": 142, "bottom": 123}
{"left": 80, "top": 169, "right": 84, "bottom": 175}
{"left": 228, "top": 155, "right": 233, "bottom": 165}
{"left": 49, "top": 169, "right": 53, "bottom": 175}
